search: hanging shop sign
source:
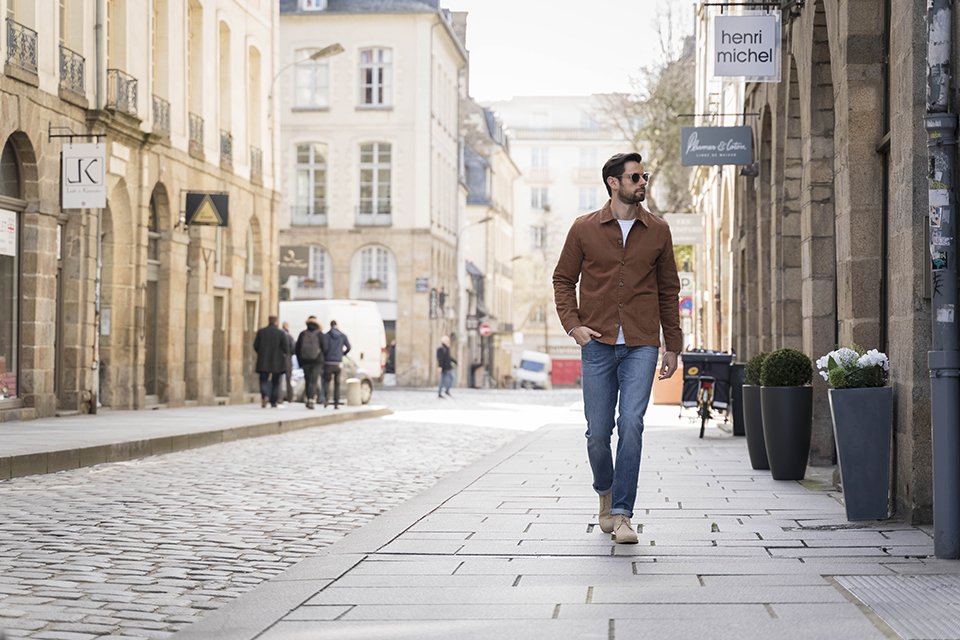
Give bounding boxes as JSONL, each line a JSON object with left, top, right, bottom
{"left": 713, "top": 12, "right": 781, "bottom": 82}
{"left": 0, "top": 209, "right": 16, "bottom": 257}
{"left": 681, "top": 126, "right": 753, "bottom": 166}
{"left": 184, "top": 192, "right": 229, "bottom": 226}
{"left": 61, "top": 143, "right": 106, "bottom": 209}
{"left": 663, "top": 214, "right": 705, "bottom": 246}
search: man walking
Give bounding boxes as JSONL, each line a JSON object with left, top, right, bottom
{"left": 436, "top": 335, "right": 456, "bottom": 398}
{"left": 322, "top": 320, "right": 351, "bottom": 409}
{"left": 281, "top": 321, "right": 296, "bottom": 404}
{"left": 553, "top": 152, "right": 682, "bottom": 544}
{"left": 295, "top": 316, "right": 326, "bottom": 409}
{"left": 253, "top": 315, "right": 290, "bottom": 408}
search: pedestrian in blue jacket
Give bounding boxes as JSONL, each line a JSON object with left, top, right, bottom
{"left": 323, "top": 320, "right": 351, "bottom": 409}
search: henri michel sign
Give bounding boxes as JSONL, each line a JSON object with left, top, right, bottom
{"left": 713, "top": 13, "right": 780, "bottom": 81}
{"left": 680, "top": 127, "right": 753, "bottom": 166}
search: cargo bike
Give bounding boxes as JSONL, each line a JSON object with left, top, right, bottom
{"left": 680, "top": 350, "right": 734, "bottom": 438}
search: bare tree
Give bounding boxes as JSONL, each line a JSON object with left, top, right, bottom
{"left": 594, "top": 4, "right": 695, "bottom": 213}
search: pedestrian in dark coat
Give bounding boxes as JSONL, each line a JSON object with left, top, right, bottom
{"left": 295, "top": 316, "right": 327, "bottom": 409}
{"left": 253, "top": 315, "right": 289, "bottom": 408}
{"left": 322, "top": 320, "right": 351, "bottom": 409}
{"left": 281, "top": 321, "right": 296, "bottom": 403}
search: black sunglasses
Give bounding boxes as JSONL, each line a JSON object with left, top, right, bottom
{"left": 619, "top": 172, "right": 650, "bottom": 184}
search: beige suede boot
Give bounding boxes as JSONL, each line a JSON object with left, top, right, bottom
{"left": 612, "top": 514, "right": 638, "bottom": 544}
{"left": 598, "top": 493, "right": 615, "bottom": 533}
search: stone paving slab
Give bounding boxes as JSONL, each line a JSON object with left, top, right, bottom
{"left": 171, "top": 405, "right": 960, "bottom": 640}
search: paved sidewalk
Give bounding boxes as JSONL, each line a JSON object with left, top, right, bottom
{"left": 173, "top": 405, "right": 960, "bottom": 640}
{"left": 0, "top": 402, "right": 390, "bottom": 480}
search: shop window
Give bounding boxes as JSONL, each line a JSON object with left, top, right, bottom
{"left": 0, "top": 141, "right": 20, "bottom": 400}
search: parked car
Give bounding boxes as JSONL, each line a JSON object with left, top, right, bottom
{"left": 290, "top": 354, "right": 374, "bottom": 405}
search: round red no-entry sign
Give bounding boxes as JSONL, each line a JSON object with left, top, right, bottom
{"left": 478, "top": 322, "right": 493, "bottom": 337}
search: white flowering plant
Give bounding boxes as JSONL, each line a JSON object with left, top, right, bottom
{"left": 816, "top": 346, "right": 889, "bottom": 389}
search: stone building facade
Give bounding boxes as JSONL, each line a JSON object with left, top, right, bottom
{"left": 276, "top": 0, "right": 467, "bottom": 386}
{"left": 0, "top": 0, "right": 279, "bottom": 421}
{"left": 709, "top": 0, "right": 933, "bottom": 521}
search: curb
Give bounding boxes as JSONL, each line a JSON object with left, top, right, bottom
{"left": 0, "top": 407, "right": 393, "bottom": 481}
{"left": 171, "top": 424, "right": 557, "bottom": 640}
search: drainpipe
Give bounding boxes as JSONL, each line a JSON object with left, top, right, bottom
{"left": 926, "top": 0, "right": 960, "bottom": 559}
{"left": 89, "top": 0, "right": 107, "bottom": 414}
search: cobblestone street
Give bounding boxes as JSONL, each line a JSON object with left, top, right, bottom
{"left": 0, "top": 389, "right": 581, "bottom": 639}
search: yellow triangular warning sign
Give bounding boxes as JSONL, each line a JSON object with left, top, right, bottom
{"left": 192, "top": 195, "right": 223, "bottom": 225}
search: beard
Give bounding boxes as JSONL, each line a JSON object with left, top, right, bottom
{"left": 617, "top": 188, "right": 645, "bottom": 205}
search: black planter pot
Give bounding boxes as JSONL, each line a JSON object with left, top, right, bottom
{"left": 829, "top": 387, "right": 893, "bottom": 520}
{"left": 742, "top": 385, "right": 769, "bottom": 470}
{"left": 760, "top": 386, "right": 813, "bottom": 480}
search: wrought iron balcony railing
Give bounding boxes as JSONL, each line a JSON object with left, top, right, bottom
{"left": 152, "top": 95, "right": 170, "bottom": 136}
{"left": 58, "top": 44, "right": 84, "bottom": 94}
{"left": 291, "top": 205, "right": 327, "bottom": 226}
{"left": 220, "top": 130, "right": 233, "bottom": 167}
{"left": 250, "top": 147, "right": 263, "bottom": 182}
{"left": 188, "top": 113, "right": 204, "bottom": 155}
{"left": 106, "top": 68, "right": 138, "bottom": 116}
{"left": 6, "top": 18, "right": 37, "bottom": 74}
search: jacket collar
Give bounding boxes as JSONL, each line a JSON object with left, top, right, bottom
{"left": 598, "top": 199, "right": 650, "bottom": 227}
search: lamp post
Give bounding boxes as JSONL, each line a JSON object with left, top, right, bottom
{"left": 267, "top": 42, "right": 343, "bottom": 311}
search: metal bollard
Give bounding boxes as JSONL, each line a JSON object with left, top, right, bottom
{"left": 345, "top": 378, "right": 361, "bottom": 406}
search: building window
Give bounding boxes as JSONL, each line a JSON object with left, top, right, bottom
{"left": 531, "top": 147, "right": 548, "bottom": 169}
{"left": 531, "top": 187, "right": 548, "bottom": 210}
{"left": 359, "top": 142, "right": 392, "bottom": 223}
{"left": 294, "top": 48, "right": 330, "bottom": 108}
{"left": 579, "top": 187, "right": 598, "bottom": 211}
{"left": 579, "top": 147, "right": 597, "bottom": 168}
{"left": 148, "top": 194, "right": 161, "bottom": 262}
{"left": 530, "top": 305, "right": 546, "bottom": 324}
{"left": 360, "top": 245, "right": 390, "bottom": 289}
{"left": 531, "top": 225, "right": 546, "bottom": 250}
{"left": 308, "top": 245, "right": 328, "bottom": 289}
{"left": 300, "top": 0, "right": 327, "bottom": 9}
{"left": 359, "top": 48, "right": 392, "bottom": 106}
{"left": 294, "top": 143, "right": 327, "bottom": 224}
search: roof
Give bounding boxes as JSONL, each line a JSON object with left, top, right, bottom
{"left": 280, "top": 0, "right": 440, "bottom": 15}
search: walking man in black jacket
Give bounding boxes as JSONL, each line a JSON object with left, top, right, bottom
{"left": 436, "top": 335, "right": 456, "bottom": 398}
{"left": 253, "top": 315, "right": 289, "bottom": 408}
{"left": 295, "top": 316, "right": 327, "bottom": 409}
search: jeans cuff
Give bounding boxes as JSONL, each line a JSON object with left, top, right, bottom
{"left": 595, "top": 488, "right": 613, "bottom": 496}
{"left": 609, "top": 508, "right": 632, "bottom": 517}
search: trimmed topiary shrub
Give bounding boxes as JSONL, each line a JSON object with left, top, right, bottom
{"left": 744, "top": 352, "right": 768, "bottom": 386}
{"left": 760, "top": 348, "right": 813, "bottom": 387}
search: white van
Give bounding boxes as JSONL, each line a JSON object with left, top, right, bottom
{"left": 280, "top": 299, "right": 386, "bottom": 380}
{"left": 513, "top": 351, "right": 552, "bottom": 390}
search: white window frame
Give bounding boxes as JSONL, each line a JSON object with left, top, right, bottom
{"left": 294, "top": 143, "right": 327, "bottom": 225}
{"left": 293, "top": 49, "right": 330, "bottom": 109}
{"left": 358, "top": 142, "right": 392, "bottom": 224}
{"left": 579, "top": 187, "right": 598, "bottom": 211}
{"left": 530, "top": 187, "right": 548, "bottom": 210}
{"left": 530, "top": 147, "right": 548, "bottom": 169}
{"left": 359, "top": 47, "right": 392, "bottom": 107}
{"left": 360, "top": 246, "right": 390, "bottom": 289}
{"left": 531, "top": 225, "right": 546, "bottom": 250}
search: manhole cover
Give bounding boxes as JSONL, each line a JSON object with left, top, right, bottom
{"left": 836, "top": 575, "right": 960, "bottom": 640}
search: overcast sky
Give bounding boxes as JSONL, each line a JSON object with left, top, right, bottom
{"left": 441, "top": 0, "right": 696, "bottom": 100}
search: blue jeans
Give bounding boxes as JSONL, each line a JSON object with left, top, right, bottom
{"left": 580, "top": 341, "right": 659, "bottom": 518}
{"left": 438, "top": 369, "right": 455, "bottom": 395}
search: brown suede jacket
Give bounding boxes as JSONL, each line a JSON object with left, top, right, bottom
{"left": 552, "top": 200, "right": 683, "bottom": 353}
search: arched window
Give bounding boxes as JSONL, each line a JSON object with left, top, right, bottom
{"left": 294, "top": 143, "right": 327, "bottom": 225}
{"left": 0, "top": 140, "right": 21, "bottom": 400}
{"left": 350, "top": 245, "right": 396, "bottom": 302}
{"left": 148, "top": 192, "right": 161, "bottom": 263}
{"left": 0, "top": 142, "right": 21, "bottom": 198}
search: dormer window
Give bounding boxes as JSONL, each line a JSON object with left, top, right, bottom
{"left": 300, "top": 0, "right": 327, "bottom": 10}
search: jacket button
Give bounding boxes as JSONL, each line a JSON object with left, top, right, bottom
{"left": 620, "top": 260, "right": 625, "bottom": 265}
{"left": 619, "top": 282, "right": 623, "bottom": 287}
{"left": 619, "top": 303, "right": 623, "bottom": 308}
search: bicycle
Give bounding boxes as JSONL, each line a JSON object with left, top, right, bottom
{"left": 680, "top": 350, "right": 734, "bottom": 438}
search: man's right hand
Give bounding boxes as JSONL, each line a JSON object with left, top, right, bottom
{"left": 570, "top": 326, "right": 601, "bottom": 346}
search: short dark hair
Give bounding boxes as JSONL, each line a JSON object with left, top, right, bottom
{"left": 601, "top": 152, "right": 643, "bottom": 196}
{"left": 330, "top": 320, "right": 337, "bottom": 328}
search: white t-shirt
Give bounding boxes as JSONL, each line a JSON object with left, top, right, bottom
{"left": 615, "top": 219, "right": 634, "bottom": 345}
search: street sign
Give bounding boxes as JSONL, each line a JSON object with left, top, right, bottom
{"left": 478, "top": 322, "right": 493, "bottom": 337}
{"left": 678, "top": 271, "right": 695, "bottom": 295}
{"left": 185, "top": 192, "right": 229, "bottom": 226}
{"left": 663, "top": 215, "right": 704, "bottom": 246}
{"left": 680, "top": 296, "right": 694, "bottom": 317}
